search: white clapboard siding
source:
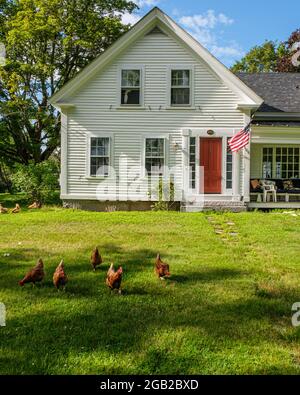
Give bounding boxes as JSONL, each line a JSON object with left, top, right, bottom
{"left": 64, "top": 31, "right": 245, "bottom": 200}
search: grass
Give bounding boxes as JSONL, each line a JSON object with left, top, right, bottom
{"left": 1, "top": 196, "right": 300, "bottom": 374}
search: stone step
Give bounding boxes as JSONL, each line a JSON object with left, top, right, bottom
{"left": 181, "top": 201, "right": 247, "bottom": 213}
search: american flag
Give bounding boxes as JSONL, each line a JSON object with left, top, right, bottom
{"left": 228, "top": 124, "right": 251, "bottom": 153}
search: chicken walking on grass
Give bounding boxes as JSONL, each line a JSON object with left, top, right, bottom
{"left": 91, "top": 247, "right": 102, "bottom": 271}
{"left": 155, "top": 253, "right": 171, "bottom": 280}
{"left": 28, "top": 201, "right": 42, "bottom": 209}
{"left": 19, "top": 258, "right": 45, "bottom": 287}
{"left": 11, "top": 204, "right": 21, "bottom": 214}
{"left": 106, "top": 264, "right": 123, "bottom": 294}
{"left": 53, "top": 260, "right": 68, "bottom": 291}
{"left": 0, "top": 204, "right": 8, "bottom": 214}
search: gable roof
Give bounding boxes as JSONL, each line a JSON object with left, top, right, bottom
{"left": 236, "top": 73, "right": 300, "bottom": 113}
{"left": 50, "top": 7, "right": 263, "bottom": 108}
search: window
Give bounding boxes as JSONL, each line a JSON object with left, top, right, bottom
{"left": 145, "top": 138, "right": 165, "bottom": 176}
{"left": 276, "top": 147, "right": 300, "bottom": 178}
{"left": 226, "top": 138, "right": 233, "bottom": 189}
{"left": 171, "top": 69, "right": 191, "bottom": 106}
{"left": 262, "top": 147, "right": 273, "bottom": 178}
{"left": 189, "top": 137, "right": 196, "bottom": 189}
{"left": 121, "top": 69, "right": 141, "bottom": 105}
{"left": 90, "top": 137, "right": 110, "bottom": 177}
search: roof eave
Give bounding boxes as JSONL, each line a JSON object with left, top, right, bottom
{"left": 50, "top": 7, "right": 263, "bottom": 107}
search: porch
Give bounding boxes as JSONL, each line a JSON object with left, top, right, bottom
{"left": 249, "top": 140, "right": 300, "bottom": 209}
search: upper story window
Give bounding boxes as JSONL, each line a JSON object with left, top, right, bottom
{"left": 145, "top": 138, "right": 165, "bottom": 176}
{"left": 171, "top": 69, "right": 191, "bottom": 106}
{"left": 90, "top": 137, "right": 110, "bottom": 177}
{"left": 121, "top": 69, "right": 141, "bottom": 105}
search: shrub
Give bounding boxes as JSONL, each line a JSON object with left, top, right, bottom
{"left": 151, "top": 177, "right": 177, "bottom": 211}
{"left": 12, "top": 159, "right": 60, "bottom": 204}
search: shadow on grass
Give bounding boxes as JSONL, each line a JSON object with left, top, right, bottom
{"left": 0, "top": 291, "right": 296, "bottom": 374}
{"left": 170, "top": 268, "right": 246, "bottom": 284}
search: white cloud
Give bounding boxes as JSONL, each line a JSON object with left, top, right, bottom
{"left": 121, "top": 12, "right": 141, "bottom": 25}
{"left": 135, "top": 0, "right": 160, "bottom": 7}
{"left": 179, "top": 10, "right": 234, "bottom": 30}
{"left": 178, "top": 10, "right": 241, "bottom": 65}
{"left": 211, "top": 45, "right": 245, "bottom": 59}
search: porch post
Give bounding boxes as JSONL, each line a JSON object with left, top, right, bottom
{"left": 233, "top": 151, "right": 240, "bottom": 199}
{"left": 243, "top": 111, "right": 251, "bottom": 203}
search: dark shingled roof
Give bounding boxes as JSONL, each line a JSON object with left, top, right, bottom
{"left": 236, "top": 73, "right": 300, "bottom": 113}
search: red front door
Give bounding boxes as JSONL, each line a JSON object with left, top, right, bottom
{"left": 200, "top": 138, "right": 222, "bottom": 194}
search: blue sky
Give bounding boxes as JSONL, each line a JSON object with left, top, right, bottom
{"left": 122, "top": 0, "right": 300, "bottom": 66}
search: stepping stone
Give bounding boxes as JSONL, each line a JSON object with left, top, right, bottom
{"left": 229, "top": 232, "right": 238, "bottom": 237}
{"left": 215, "top": 230, "right": 224, "bottom": 235}
{"left": 227, "top": 222, "right": 235, "bottom": 226}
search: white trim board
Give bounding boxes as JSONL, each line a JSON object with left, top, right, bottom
{"left": 251, "top": 139, "right": 300, "bottom": 144}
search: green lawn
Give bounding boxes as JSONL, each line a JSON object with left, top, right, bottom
{"left": 1, "top": 201, "right": 300, "bottom": 374}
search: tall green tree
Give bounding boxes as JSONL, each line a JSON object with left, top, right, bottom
{"left": 231, "top": 29, "right": 300, "bottom": 73}
{"left": 0, "top": 0, "right": 137, "bottom": 165}
{"left": 231, "top": 40, "right": 283, "bottom": 73}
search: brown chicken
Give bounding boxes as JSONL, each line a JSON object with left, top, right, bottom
{"left": 91, "top": 247, "right": 102, "bottom": 271}
{"left": 11, "top": 203, "right": 21, "bottom": 214}
{"left": 155, "top": 253, "right": 171, "bottom": 279}
{"left": 106, "top": 263, "right": 123, "bottom": 294}
{"left": 53, "top": 260, "right": 68, "bottom": 290}
{"left": 28, "top": 201, "right": 42, "bottom": 209}
{"left": 19, "top": 258, "right": 45, "bottom": 286}
{"left": 0, "top": 204, "right": 8, "bottom": 214}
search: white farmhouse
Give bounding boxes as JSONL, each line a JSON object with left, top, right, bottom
{"left": 50, "top": 8, "right": 300, "bottom": 211}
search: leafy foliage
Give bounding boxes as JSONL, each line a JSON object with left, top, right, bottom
{"left": 232, "top": 29, "right": 300, "bottom": 73}
{"left": 151, "top": 177, "right": 177, "bottom": 211}
{"left": 11, "top": 158, "right": 60, "bottom": 203}
{"left": 231, "top": 41, "right": 283, "bottom": 73}
{"left": 0, "top": 0, "right": 137, "bottom": 166}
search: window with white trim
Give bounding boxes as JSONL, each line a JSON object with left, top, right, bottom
{"left": 262, "top": 147, "right": 273, "bottom": 179}
{"left": 276, "top": 147, "right": 300, "bottom": 178}
{"left": 189, "top": 137, "right": 196, "bottom": 190}
{"left": 121, "top": 69, "right": 141, "bottom": 105}
{"left": 145, "top": 138, "right": 165, "bottom": 176}
{"left": 171, "top": 69, "right": 191, "bottom": 106}
{"left": 261, "top": 146, "right": 300, "bottom": 179}
{"left": 90, "top": 137, "right": 110, "bottom": 177}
